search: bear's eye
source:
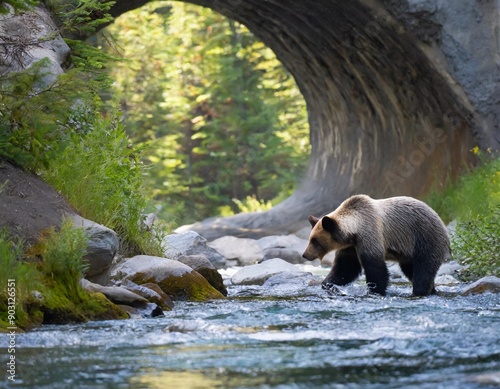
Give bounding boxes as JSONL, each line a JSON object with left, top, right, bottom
{"left": 311, "top": 238, "right": 323, "bottom": 250}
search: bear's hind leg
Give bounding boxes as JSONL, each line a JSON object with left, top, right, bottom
{"left": 323, "top": 247, "right": 361, "bottom": 287}
{"left": 411, "top": 247, "right": 441, "bottom": 296}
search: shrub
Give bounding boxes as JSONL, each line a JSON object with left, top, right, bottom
{"left": 42, "top": 116, "right": 164, "bottom": 256}
{"left": 428, "top": 152, "right": 500, "bottom": 279}
{"left": 451, "top": 208, "right": 499, "bottom": 280}
{"left": 219, "top": 195, "right": 274, "bottom": 216}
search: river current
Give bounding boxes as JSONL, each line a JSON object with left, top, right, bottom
{"left": 2, "top": 266, "right": 499, "bottom": 389}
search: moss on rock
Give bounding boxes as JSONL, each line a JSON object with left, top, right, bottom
{"left": 129, "top": 270, "right": 225, "bottom": 302}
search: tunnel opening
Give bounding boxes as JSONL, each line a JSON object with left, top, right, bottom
{"left": 108, "top": 0, "right": 481, "bottom": 239}
{"left": 102, "top": 2, "right": 311, "bottom": 226}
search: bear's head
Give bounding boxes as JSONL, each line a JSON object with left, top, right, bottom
{"left": 302, "top": 215, "right": 348, "bottom": 260}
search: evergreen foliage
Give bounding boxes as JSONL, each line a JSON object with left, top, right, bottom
{"left": 0, "top": 0, "right": 38, "bottom": 14}
{"left": 0, "top": 60, "right": 101, "bottom": 170}
{"left": 45, "top": 0, "right": 115, "bottom": 36}
{"left": 102, "top": 2, "right": 310, "bottom": 225}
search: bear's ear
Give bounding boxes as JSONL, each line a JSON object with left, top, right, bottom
{"left": 308, "top": 215, "right": 319, "bottom": 228}
{"left": 321, "top": 216, "right": 338, "bottom": 233}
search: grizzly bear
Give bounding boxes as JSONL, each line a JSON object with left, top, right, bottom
{"left": 302, "top": 195, "right": 451, "bottom": 296}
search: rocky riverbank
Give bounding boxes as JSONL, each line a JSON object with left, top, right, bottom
{"left": 1, "top": 159, "right": 499, "bottom": 330}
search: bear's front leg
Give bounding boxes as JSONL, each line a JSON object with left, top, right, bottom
{"left": 323, "top": 246, "right": 362, "bottom": 288}
{"left": 357, "top": 246, "right": 389, "bottom": 295}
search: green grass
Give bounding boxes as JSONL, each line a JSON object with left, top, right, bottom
{"left": 0, "top": 222, "right": 127, "bottom": 330}
{"left": 0, "top": 230, "right": 40, "bottom": 329}
{"left": 427, "top": 153, "right": 500, "bottom": 279}
{"left": 39, "top": 219, "right": 89, "bottom": 301}
{"left": 42, "top": 115, "right": 165, "bottom": 256}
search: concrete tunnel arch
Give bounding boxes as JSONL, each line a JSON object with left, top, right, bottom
{"left": 109, "top": 0, "right": 496, "bottom": 239}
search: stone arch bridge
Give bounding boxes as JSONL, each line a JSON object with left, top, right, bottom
{"left": 5, "top": 0, "right": 499, "bottom": 239}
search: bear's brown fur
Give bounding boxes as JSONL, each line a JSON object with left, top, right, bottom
{"left": 303, "top": 194, "right": 451, "bottom": 296}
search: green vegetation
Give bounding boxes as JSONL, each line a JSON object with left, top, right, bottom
{"left": 45, "top": 0, "right": 115, "bottom": 36}
{"left": 0, "top": 0, "right": 38, "bottom": 14}
{"left": 42, "top": 117, "right": 164, "bottom": 256}
{"left": 0, "top": 230, "right": 39, "bottom": 329}
{"left": 38, "top": 219, "right": 89, "bottom": 300}
{"left": 428, "top": 152, "right": 500, "bottom": 279}
{"left": 0, "top": 59, "right": 100, "bottom": 170}
{"left": 0, "top": 223, "right": 127, "bottom": 331}
{"left": 2, "top": 0, "right": 497, "bottom": 332}
{"left": 0, "top": 0, "right": 308, "bottom": 329}
{"left": 102, "top": 2, "right": 309, "bottom": 225}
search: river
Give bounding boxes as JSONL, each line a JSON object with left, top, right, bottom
{"left": 2, "top": 267, "right": 499, "bottom": 389}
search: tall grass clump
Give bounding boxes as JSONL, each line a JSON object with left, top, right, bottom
{"left": 427, "top": 152, "right": 499, "bottom": 279}
{"left": 42, "top": 116, "right": 164, "bottom": 256}
{"left": 0, "top": 230, "right": 40, "bottom": 328}
{"left": 39, "top": 219, "right": 88, "bottom": 300}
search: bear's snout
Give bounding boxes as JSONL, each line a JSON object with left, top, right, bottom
{"left": 302, "top": 248, "right": 317, "bottom": 261}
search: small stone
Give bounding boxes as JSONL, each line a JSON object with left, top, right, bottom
{"left": 231, "top": 258, "right": 306, "bottom": 285}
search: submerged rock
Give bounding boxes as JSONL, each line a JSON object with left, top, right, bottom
{"left": 461, "top": 276, "right": 500, "bottom": 295}
{"left": 110, "top": 255, "right": 225, "bottom": 302}
{"left": 469, "top": 371, "right": 500, "bottom": 385}
{"left": 118, "top": 302, "right": 164, "bottom": 319}
{"left": 231, "top": 258, "right": 307, "bottom": 286}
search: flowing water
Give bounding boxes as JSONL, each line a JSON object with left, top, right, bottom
{"left": 2, "top": 267, "right": 499, "bottom": 389}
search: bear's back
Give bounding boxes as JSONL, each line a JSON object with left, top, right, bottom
{"left": 376, "top": 196, "right": 450, "bottom": 260}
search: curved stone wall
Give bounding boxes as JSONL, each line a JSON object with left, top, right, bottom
{"left": 110, "top": 0, "right": 499, "bottom": 238}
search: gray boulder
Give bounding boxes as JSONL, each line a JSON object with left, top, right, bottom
{"left": 231, "top": 258, "right": 306, "bottom": 286}
{"left": 256, "top": 234, "right": 308, "bottom": 253}
{"left": 119, "top": 280, "right": 174, "bottom": 311}
{"left": 208, "top": 236, "right": 263, "bottom": 266}
{"left": 80, "top": 279, "right": 148, "bottom": 307}
{"left": 261, "top": 248, "right": 305, "bottom": 264}
{"left": 257, "top": 235, "right": 309, "bottom": 264}
{"left": 163, "top": 231, "right": 226, "bottom": 269}
{"left": 0, "top": 4, "right": 70, "bottom": 85}
{"left": 176, "top": 254, "right": 227, "bottom": 296}
{"left": 110, "top": 255, "right": 225, "bottom": 301}
{"left": 71, "top": 215, "right": 119, "bottom": 278}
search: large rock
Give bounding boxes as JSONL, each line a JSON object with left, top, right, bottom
{"left": 0, "top": 4, "right": 69, "bottom": 85}
{"left": 110, "top": 255, "right": 225, "bottom": 301}
{"left": 176, "top": 254, "right": 228, "bottom": 296}
{"left": 163, "top": 231, "right": 226, "bottom": 269}
{"left": 71, "top": 215, "right": 120, "bottom": 278}
{"left": 256, "top": 235, "right": 308, "bottom": 253}
{"left": 231, "top": 258, "right": 306, "bottom": 286}
{"left": 208, "top": 236, "right": 263, "bottom": 266}
{"left": 257, "top": 235, "right": 309, "bottom": 264}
